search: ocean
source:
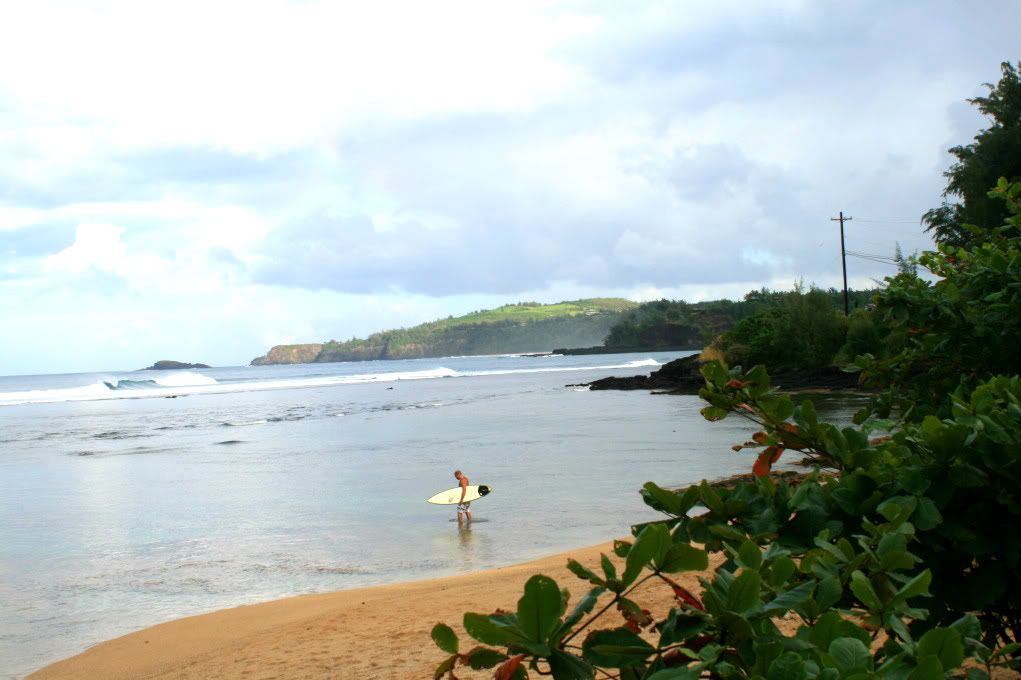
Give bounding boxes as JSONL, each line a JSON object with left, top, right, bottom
{"left": 0, "top": 352, "right": 865, "bottom": 677}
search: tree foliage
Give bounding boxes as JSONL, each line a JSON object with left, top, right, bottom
{"left": 713, "top": 287, "right": 860, "bottom": 371}
{"left": 923, "top": 62, "right": 1021, "bottom": 246}
{"left": 604, "top": 290, "right": 874, "bottom": 353}
{"left": 431, "top": 182, "right": 1021, "bottom": 679}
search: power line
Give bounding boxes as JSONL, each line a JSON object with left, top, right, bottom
{"left": 853, "top": 217, "right": 923, "bottom": 224}
{"left": 845, "top": 249, "right": 899, "bottom": 260}
{"left": 845, "top": 251, "right": 900, "bottom": 267}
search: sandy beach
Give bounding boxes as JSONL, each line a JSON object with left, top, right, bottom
{"left": 29, "top": 540, "right": 725, "bottom": 679}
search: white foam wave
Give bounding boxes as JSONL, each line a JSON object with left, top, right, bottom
{"left": 0, "top": 367, "right": 460, "bottom": 406}
{"left": 153, "top": 373, "right": 218, "bottom": 387}
{"left": 0, "top": 360, "right": 663, "bottom": 407}
{"left": 464, "top": 358, "right": 661, "bottom": 377}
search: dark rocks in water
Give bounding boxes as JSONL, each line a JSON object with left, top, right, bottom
{"left": 141, "top": 360, "right": 211, "bottom": 371}
{"left": 553, "top": 344, "right": 700, "bottom": 356}
{"left": 584, "top": 354, "right": 860, "bottom": 393}
{"left": 673, "top": 469, "right": 838, "bottom": 494}
{"left": 587, "top": 354, "right": 705, "bottom": 392}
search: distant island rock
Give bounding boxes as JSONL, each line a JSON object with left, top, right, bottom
{"left": 141, "top": 360, "right": 211, "bottom": 371}
{"left": 251, "top": 344, "right": 323, "bottom": 366}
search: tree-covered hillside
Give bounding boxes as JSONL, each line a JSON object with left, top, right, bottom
{"left": 603, "top": 288, "right": 875, "bottom": 351}
{"left": 253, "top": 299, "right": 639, "bottom": 364}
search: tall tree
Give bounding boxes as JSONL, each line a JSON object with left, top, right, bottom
{"left": 923, "top": 61, "right": 1021, "bottom": 245}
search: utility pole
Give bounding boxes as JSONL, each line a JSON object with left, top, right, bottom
{"left": 831, "top": 211, "right": 852, "bottom": 316}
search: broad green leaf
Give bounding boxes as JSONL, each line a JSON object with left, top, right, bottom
{"left": 700, "top": 482, "right": 725, "bottom": 514}
{"left": 567, "top": 559, "right": 603, "bottom": 586}
{"left": 850, "top": 571, "right": 882, "bottom": 611}
{"left": 431, "top": 622, "right": 458, "bottom": 654}
{"left": 795, "top": 399, "right": 818, "bottom": 430}
{"left": 884, "top": 613, "right": 913, "bottom": 643}
{"left": 914, "top": 497, "right": 943, "bottom": 531}
{"left": 554, "top": 587, "right": 604, "bottom": 641}
{"left": 907, "top": 655, "right": 943, "bottom": 680}
{"left": 829, "top": 637, "right": 871, "bottom": 673}
{"left": 758, "top": 580, "right": 817, "bottom": 615}
{"left": 726, "top": 570, "right": 762, "bottom": 613}
{"left": 659, "top": 609, "right": 708, "bottom": 645}
{"left": 890, "top": 569, "right": 932, "bottom": 606}
{"left": 624, "top": 523, "right": 670, "bottom": 585}
{"left": 601, "top": 553, "right": 618, "bottom": 581}
{"left": 548, "top": 650, "right": 594, "bottom": 679}
{"left": 433, "top": 655, "right": 457, "bottom": 680}
{"left": 701, "top": 405, "right": 729, "bottom": 421}
{"left": 918, "top": 628, "right": 964, "bottom": 669}
{"left": 517, "top": 574, "right": 563, "bottom": 642}
{"left": 583, "top": 628, "right": 655, "bottom": 668}
{"left": 877, "top": 496, "right": 917, "bottom": 524}
{"left": 466, "top": 647, "right": 509, "bottom": 670}
{"left": 738, "top": 540, "right": 763, "bottom": 570}
{"left": 768, "top": 556, "right": 796, "bottom": 587}
{"left": 768, "top": 652, "right": 808, "bottom": 680}
{"left": 659, "top": 543, "right": 709, "bottom": 573}
{"left": 815, "top": 576, "right": 841, "bottom": 610}
{"left": 948, "top": 614, "right": 981, "bottom": 642}
{"left": 701, "top": 361, "right": 730, "bottom": 388}
{"left": 991, "top": 642, "right": 1021, "bottom": 659}
{"left": 754, "top": 639, "right": 784, "bottom": 675}
{"left": 809, "top": 613, "right": 870, "bottom": 650}
{"left": 642, "top": 482, "right": 683, "bottom": 515}
{"left": 646, "top": 668, "right": 701, "bottom": 680}
{"left": 463, "top": 612, "right": 523, "bottom": 646}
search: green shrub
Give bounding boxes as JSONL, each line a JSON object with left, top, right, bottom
{"left": 718, "top": 287, "right": 849, "bottom": 371}
{"left": 431, "top": 182, "right": 1021, "bottom": 680}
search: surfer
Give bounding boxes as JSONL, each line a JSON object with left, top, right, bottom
{"left": 454, "top": 470, "right": 472, "bottom": 524}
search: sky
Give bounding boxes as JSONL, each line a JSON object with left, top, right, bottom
{"left": 0, "top": 1, "right": 1018, "bottom": 375}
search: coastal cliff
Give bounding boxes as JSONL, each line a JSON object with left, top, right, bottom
{"left": 250, "top": 299, "right": 639, "bottom": 365}
{"left": 251, "top": 344, "right": 323, "bottom": 366}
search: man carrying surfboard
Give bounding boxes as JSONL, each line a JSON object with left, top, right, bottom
{"left": 454, "top": 470, "right": 472, "bottom": 524}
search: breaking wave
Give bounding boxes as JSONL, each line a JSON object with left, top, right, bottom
{"left": 104, "top": 373, "right": 220, "bottom": 390}
{"left": 0, "top": 359, "right": 664, "bottom": 407}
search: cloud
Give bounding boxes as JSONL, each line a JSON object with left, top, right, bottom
{"left": 0, "top": 0, "right": 1019, "bottom": 372}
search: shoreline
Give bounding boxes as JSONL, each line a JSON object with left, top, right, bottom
{"left": 29, "top": 540, "right": 722, "bottom": 680}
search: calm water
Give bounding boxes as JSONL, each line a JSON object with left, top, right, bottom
{"left": 0, "top": 353, "right": 864, "bottom": 677}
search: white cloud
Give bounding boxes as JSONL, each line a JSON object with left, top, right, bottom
{"left": 44, "top": 222, "right": 127, "bottom": 275}
{"left": 0, "top": 0, "right": 595, "bottom": 154}
{"left": 0, "top": 0, "right": 1017, "bottom": 373}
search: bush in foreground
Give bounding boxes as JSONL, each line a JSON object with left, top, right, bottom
{"left": 431, "top": 182, "right": 1020, "bottom": 679}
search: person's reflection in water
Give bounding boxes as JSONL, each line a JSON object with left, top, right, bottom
{"left": 457, "top": 522, "right": 475, "bottom": 565}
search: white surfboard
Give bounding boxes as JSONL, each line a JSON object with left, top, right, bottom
{"left": 426, "top": 484, "right": 492, "bottom": 505}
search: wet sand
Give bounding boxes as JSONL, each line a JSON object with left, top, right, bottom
{"left": 30, "top": 540, "right": 726, "bottom": 679}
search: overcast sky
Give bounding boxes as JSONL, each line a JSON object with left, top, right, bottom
{"left": 1, "top": 1, "right": 1018, "bottom": 374}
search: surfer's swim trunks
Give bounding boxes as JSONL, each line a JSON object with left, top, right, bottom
{"left": 457, "top": 502, "right": 471, "bottom": 513}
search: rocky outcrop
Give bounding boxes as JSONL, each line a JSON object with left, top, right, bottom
{"left": 583, "top": 355, "right": 861, "bottom": 394}
{"left": 142, "top": 360, "right": 211, "bottom": 370}
{"left": 553, "top": 344, "right": 700, "bottom": 355}
{"left": 250, "top": 344, "right": 323, "bottom": 366}
{"left": 585, "top": 354, "right": 705, "bottom": 392}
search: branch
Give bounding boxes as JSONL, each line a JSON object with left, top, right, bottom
{"left": 562, "top": 573, "right": 658, "bottom": 645}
